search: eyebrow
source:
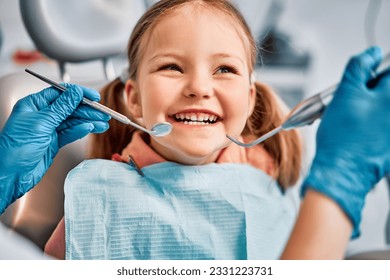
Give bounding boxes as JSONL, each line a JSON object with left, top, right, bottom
{"left": 211, "top": 53, "right": 245, "bottom": 67}
{"left": 148, "top": 52, "right": 183, "bottom": 63}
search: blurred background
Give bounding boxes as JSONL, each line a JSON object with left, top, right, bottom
{"left": 0, "top": 0, "right": 389, "bottom": 258}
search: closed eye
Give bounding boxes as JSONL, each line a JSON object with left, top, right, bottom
{"left": 158, "top": 64, "right": 183, "bottom": 73}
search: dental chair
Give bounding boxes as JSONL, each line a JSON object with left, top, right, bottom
{"left": 0, "top": 0, "right": 146, "bottom": 250}
{"left": 19, "top": 0, "right": 146, "bottom": 82}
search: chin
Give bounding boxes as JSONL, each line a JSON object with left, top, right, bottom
{"left": 151, "top": 134, "right": 229, "bottom": 164}
{"left": 173, "top": 144, "right": 224, "bottom": 165}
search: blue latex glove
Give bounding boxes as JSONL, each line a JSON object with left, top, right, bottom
{"left": 301, "top": 46, "right": 390, "bottom": 238}
{"left": 0, "top": 84, "right": 110, "bottom": 213}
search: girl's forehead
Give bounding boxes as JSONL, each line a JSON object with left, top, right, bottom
{"left": 160, "top": 4, "right": 244, "bottom": 37}
{"left": 140, "top": 5, "right": 251, "bottom": 63}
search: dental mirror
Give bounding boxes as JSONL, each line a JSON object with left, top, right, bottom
{"left": 149, "top": 122, "right": 172, "bottom": 136}
{"left": 25, "top": 68, "right": 172, "bottom": 137}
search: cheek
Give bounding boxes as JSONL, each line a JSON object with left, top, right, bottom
{"left": 225, "top": 85, "right": 252, "bottom": 115}
{"left": 139, "top": 78, "right": 174, "bottom": 120}
{"left": 227, "top": 87, "right": 253, "bottom": 129}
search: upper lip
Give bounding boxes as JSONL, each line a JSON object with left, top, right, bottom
{"left": 172, "top": 109, "right": 222, "bottom": 118}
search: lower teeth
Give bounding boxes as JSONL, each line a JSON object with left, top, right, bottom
{"left": 183, "top": 121, "right": 211, "bottom": 125}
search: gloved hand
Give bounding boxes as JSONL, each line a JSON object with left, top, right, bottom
{"left": 0, "top": 84, "right": 110, "bottom": 213}
{"left": 301, "top": 46, "right": 390, "bottom": 238}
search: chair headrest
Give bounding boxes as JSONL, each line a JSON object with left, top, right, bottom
{"left": 19, "top": 0, "right": 146, "bottom": 63}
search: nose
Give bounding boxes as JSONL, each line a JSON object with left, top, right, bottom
{"left": 183, "top": 71, "right": 213, "bottom": 99}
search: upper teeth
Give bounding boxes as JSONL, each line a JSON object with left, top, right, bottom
{"left": 174, "top": 113, "right": 218, "bottom": 123}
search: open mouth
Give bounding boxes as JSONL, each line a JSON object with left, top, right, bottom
{"left": 173, "top": 113, "right": 221, "bottom": 125}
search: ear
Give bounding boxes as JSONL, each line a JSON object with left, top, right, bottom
{"left": 125, "top": 79, "right": 142, "bottom": 118}
{"left": 247, "top": 83, "right": 256, "bottom": 117}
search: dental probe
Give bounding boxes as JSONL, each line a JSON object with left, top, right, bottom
{"left": 227, "top": 52, "right": 390, "bottom": 148}
{"left": 25, "top": 69, "right": 172, "bottom": 137}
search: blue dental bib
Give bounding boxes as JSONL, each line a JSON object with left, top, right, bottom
{"left": 64, "top": 160, "right": 297, "bottom": 259}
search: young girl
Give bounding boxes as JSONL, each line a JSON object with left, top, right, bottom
{"left": 44, "top": 0, "right": 303, "bottom": 259}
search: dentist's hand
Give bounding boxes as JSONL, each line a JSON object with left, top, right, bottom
{"left": 301, "top": 46, "right": 390, "bottom": 238}
{"left": 0, "top": 85, "right": 110, "bottom": 213}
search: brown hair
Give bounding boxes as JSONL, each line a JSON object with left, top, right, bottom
{"left": 89, "top": 0, "right": 302, "bottom": 188}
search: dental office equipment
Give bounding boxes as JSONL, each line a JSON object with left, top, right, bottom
{"left": 227, "top": 52, "right": 390, "bottom": 148}
{"left": 25, "top": 69, "right": 172, "bottom": 137}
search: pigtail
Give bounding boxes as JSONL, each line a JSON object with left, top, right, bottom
{"left": 243, "top": 81, "right": 302, "bottom": 188}
{"left": 88, "top": 78, "right": 136, "bottom": 159}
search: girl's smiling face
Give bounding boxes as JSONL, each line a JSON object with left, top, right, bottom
{"left": 125, "top": 6, "right": 255, "bottom": 165}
